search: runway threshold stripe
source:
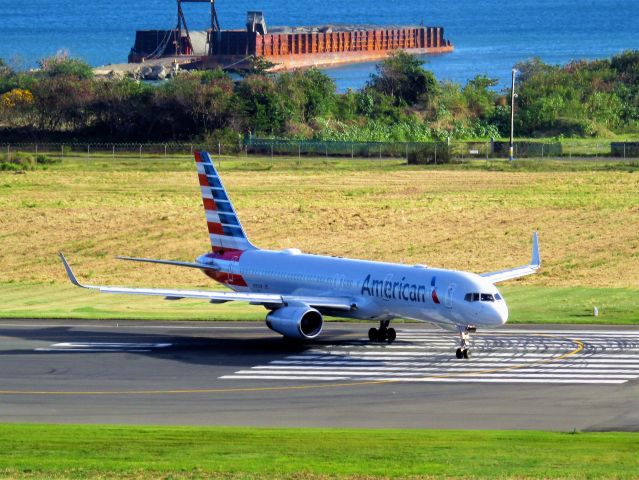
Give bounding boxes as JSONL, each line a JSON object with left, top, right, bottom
{"left": 221, "top": 375, "right": 627, "bottom": 384}
{"left": 399, "top": 329, "right": 639, "bottom": 334}
{"left": 255, "top": 366, "right": 639, "bottom": 375}
{"left": 269, "top": 360, "right": 639, "bottom": 368}
{"left": 237, "top": 369, "right": 637, "bottom": 379}
{"left": 291, "top": 353, "right": 639, "bottom": 361}
{"left": 219, "top": 375, "right": 349, "bottom": 381}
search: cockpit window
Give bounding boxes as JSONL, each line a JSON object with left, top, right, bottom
{"left": 466, "top": 292, "right": 499, "bottom": 302}
{"left": 465, "top": 293, "right": 481, "bottom": 302}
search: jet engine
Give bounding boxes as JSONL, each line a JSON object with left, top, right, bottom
{"left": 265, "top": 304, "right": 323, "bottom": 340}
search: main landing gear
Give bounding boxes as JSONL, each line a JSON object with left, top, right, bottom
{"left": 456, "top": 325, "right": 476, "bottom": 359}
{"left": 368, "top": 319, "right": 396, "bottom": 343}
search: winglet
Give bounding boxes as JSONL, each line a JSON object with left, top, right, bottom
{"left": 479, "top": 232, "right": 541, "bottom": 284}
{"left": 531, "top": 231, "right": 541, "bottom": 269}
{"left": 59, "top": 252, "right": 88, "bottom": 289}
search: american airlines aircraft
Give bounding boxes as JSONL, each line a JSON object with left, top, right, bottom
{"left": 61, "top": 151, "right": 540, "bottom": 359}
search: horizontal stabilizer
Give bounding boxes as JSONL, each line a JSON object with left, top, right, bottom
{"left": 117, "top": 256, "right": 218, "bottom": 270}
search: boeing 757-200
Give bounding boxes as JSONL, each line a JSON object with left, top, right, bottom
{"left": 61, "top": 151, "right": 540, "bottom": 358}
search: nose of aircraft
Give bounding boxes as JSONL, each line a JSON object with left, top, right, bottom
{"left": 493, "top": 302, "right": 509, "bottom": 325}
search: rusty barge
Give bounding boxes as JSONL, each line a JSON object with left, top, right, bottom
{"left": 128, "top": 0, "right": 453, "bottom": 72}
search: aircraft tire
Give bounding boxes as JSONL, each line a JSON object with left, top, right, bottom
{"left": 387, "top": 328, "right": 396, "bottom": 342}
{"left": 368, "top": 328, "right": 379, "bottom": 342}
{"left": 455, "top": 348, "right": 464, "bottom": 359}
{"left": 463, "top": 349, "right": 470, "bottom": 359}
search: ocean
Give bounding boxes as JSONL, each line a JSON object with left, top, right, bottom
{"left": 1, "top": 0, "right": 637, "bottom": 90}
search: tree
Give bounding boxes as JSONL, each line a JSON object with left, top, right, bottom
{"left": 91, "top": 78, "right": 154, "bottom": 140}
{"left": 235, "top": 74, "right": 285, "bottom": 135}
{"left": 367, "top": 51, "right": 438, "bottom": 106}
{"left": 276, "top": 68, "right": 336, "bottom": 123}
{"left": 462, "top": 75, "right": 498, "bottom": 119}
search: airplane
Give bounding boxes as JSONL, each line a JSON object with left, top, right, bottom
{"left": 60, "top": 151, "right": 541, "bottom": 359}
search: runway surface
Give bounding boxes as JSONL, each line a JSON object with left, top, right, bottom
{"left": 1, "top": 320, "right": 638, "bottom": 430}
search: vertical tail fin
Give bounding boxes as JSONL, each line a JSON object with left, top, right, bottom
{"left": 194, "top": 151, "right": 257, "bottom": 254}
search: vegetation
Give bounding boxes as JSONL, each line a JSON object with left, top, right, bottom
{"left": 0, "top": 50, "right": 637, "bottom": 143}
{"left": 0, "top": 151, "right": 59, "bottom": 171}
{"left": 0, "top": 155, "right": 637, "bottom": 323}
{"left": 1, "top": 424, "right": 638, "bottom": 479}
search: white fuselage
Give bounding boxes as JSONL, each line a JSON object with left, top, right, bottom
{"left": 197, "top": 248, "right": 508, "bottom": 330}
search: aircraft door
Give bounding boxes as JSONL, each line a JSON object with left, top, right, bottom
{"left": 445, "top": 283, "right": 456, "bottom": 309}
{"left": 228, "top": 256, "right": 239, "bottom": 284}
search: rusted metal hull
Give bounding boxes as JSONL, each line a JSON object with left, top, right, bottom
{"left": 257, "top": 27, "right": 453, "bottom": 70}
{"left": 130, "top": 25, "right": 453, "bottom": 70}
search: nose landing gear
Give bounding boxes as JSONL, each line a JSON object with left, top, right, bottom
{"left": 368, "top": 319, "right": 396, "bottom": 343}
{"left": 456, "top": 325, "right": 476, "bottom": 359}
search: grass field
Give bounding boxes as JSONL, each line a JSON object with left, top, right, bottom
{"left": 1, "top": 155, "right": 638, "bottom": 323}
{"left": 1, "top": 424, "right": 638, "bottom": 479}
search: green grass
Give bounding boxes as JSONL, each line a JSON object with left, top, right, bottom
{"left": 1, "top": 153, "right": 638, "bottom": 324}
{"left": 0, "top": 424, "right": 637, "bottom": 479}
{"left": 500, "top": 286, "right": 639, "bottom": 324}
{"left": 0, "top": 283, "right": 636, "bottom": 324}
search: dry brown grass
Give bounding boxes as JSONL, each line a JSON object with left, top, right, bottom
{"left": 1, "top": 166, "right": 638, "bottom": 288}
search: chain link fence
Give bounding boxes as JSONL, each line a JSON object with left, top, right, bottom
{"left": 2, "top": 139, "right": 638, "bottom": 164}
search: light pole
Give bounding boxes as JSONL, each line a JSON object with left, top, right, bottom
{"left": 509, "top": 68, "right": 518, "bottom": 162}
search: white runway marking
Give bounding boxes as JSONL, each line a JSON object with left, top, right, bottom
{"left": 35, "top": 342, "right": 172, "bottom": 352}
{"left": 220, "top": 329, "right": 639, "bottom": 385}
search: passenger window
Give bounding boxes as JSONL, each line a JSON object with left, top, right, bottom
{"left": 472, "top": 293, "right": 479, "bottom": 302}
{"left": 481, "top": 293, "right": 495, "bottom": 302}
{"left": 464, "top": 293, "right": 472, "bottom": 302}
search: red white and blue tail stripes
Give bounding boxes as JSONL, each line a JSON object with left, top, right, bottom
{"left": 195, "top": 151, "right": 256, "bottom": 255}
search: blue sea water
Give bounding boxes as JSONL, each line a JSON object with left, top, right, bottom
{"left": 1, "top": 0, "right": 637, "bottom": 91}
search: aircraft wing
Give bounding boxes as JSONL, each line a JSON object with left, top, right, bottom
{"left": 480, "top": 232, "right": 541, "bottom": 284}
{"left": 60, "top": 253, "right": 354, "bottom": 311}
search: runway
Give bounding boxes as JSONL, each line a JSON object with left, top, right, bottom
{"left": 0, "top": 320, "right": 638, "bottom": 430}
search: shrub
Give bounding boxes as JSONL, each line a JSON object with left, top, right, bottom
{"left": 0, "top": 152, "right": 59, "bottom": 170}
{"left": 0, "top": 152, "right": 35, "bottom": 170}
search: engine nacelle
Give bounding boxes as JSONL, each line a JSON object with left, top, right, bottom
{"left": 265, "top": 304, "right": 323, "bottom": 340}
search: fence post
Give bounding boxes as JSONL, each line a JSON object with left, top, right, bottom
{"left": 139, "top": 144, "right": 142, "bottom": 160}
{"left": 623, "top": 143, "right": 626, "bottom": 160}
{"left": 434, "top": 143, "right": 437, "bottom": 165}
{"left": 270, "top": 144, "right": 273, "bottom": 160}
{"left": 6, "top": 143, "right": 10, "bottom": 162}
{"left": 541, "top": 143, "right": 544, "bottom": 159}
{"left": 60, "top": 144, "right": 64, "bottom": 159}
{"left": 351, "top": 144, "right": 354, "bottom": 159}
{"left": 112, "top": 144, "right": 115, "bottom": 159}
{"left": 164, "top": 144, "right": 167, "bottom": 159}
{"left": 87, "top": 144, "right": 90, "bottom": 160}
